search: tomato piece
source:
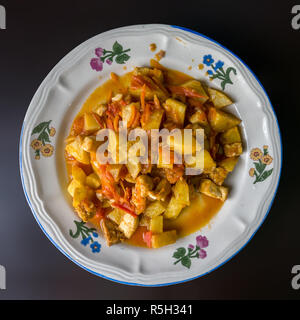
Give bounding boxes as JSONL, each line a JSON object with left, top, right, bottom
{"left": 143, "top": 231, "right": 153, "bottom": 248}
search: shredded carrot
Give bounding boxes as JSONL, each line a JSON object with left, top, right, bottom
{"left": 92, "top": 112, "right": 104, "bottom": 128}
{"left": 168, "top": 85, "right": 206, "bottom": 99}
{"left": 131, "top": 110, "right": 140, "bottom": 128}
{"left": 142, "top": 103, "right": 151, "bottom": 125}
{"left": 153, "top": 94, "right": 161, "bottom": 109}
{"left": 110, "top": 72, "right": 119, "bottom": 82}
{"left": 113, "top": 114, "right": 120, "bottom": 132}
{"left": 106, "top": 117, "right": 114, "bottom": 130}
{"left": 141, "top": 84, "right": 146, "bottom": 110}
{"left": 127, "top": 104, "right": 137, "bottom": 128}
{"left": 71, "top": 116, "right": 84, "bottom": 135}
{"left": 107, "top": 89, "right": 112, "bottom": 102}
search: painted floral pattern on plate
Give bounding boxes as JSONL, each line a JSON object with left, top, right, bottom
{"left": 31, "top": 120, "right": 55, "bottom": 159}
{"left": 173, "top": 235, "right": 209, "bottom": 269}
{"left": 90, "top": 41, "right": 131, "bottom": 72}
{"left": 249, "top": 145, "right": 273, "bottom": 183}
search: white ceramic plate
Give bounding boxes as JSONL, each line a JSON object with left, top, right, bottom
{"left": 20, "top": 24, "right": 282, "bottom": 286}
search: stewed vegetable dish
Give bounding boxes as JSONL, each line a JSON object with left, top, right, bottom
{"left": 65, "top": 60, "right": 243, "bottom": 248}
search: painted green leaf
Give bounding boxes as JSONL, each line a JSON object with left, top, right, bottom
{"left": 115, "top": 53, "right": 130, "bottom": 64}
{"left": 258, "top": 168, "right": 273, "bottom": 182}
{"left": 38, "top": 131, "right": 50, "bottom": 144}
{"left": 221, "top": 80, "right": 226, "bottom": 91}
{"left": 225, "top": 67, "right": 237, "bottom": 78}
{"left": 181, "top": 256, "right": 191, "bottom": 269}
{"left": 32, "top": 121, "right": 50, "bottom": 135}
{"left": 173, "top": 247, "right": 186, "bottom": 259}
{"left": 113, "top": 41, "right": 123, "bottom": 54}
{"left": 254, "top": 161, "right": 266, "bottom": 174}
{"left": 69, "top": 221, "right": 82, "bottom": 238}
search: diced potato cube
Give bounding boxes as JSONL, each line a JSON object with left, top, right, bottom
{"left": 72, "top": 165, "right": 86, "bottom": 184}
{"left": 134, "top": 67, "right": 164, "bottom": 83}
{"left": 164, "top": 197, "right": 185, "bottom": 219}
{"left": 122, "top": 103, "right": 139, "bottom": 127}
{"left": 107, "top": 208, "right": 125, "bottom": 225}
{"left": 139, "top": 214, "right": 150, "bottom": 228}
{"left": 164, "top": 98, "right": 187, "bottom": 126}
{"left": 86, "top": 173, "right": 101, "bottom": 189}
{"left": 189, "top": 109, "right": 208, "bottom": 126}
{"left": 118, "top": 213, "right": 139, "bottom": 238}
{"left": 112, "top": 93, "right": 123, "bottom": 102}
{"left": 208, "top": 107, "right": 241, "bottom": 132}
{"left": 220, "top": 126, "right": 241, "bottom": 145}
{"left": 67, "top": 179, "right": 83, "bottom": 197}
{"left": 224, "top": 142, "right": 243, "bottom": 157}
{"left": 84, "top": 112, "right": 101, "bottom": 132}
{"left": 93, "top": 104, "right": 107, "bottom": 116}
{"left": 147, "top": 178, "right": 171, "bottom": 202}
{"left": 81, "top": 136, "right": 95, "bottom": 152}
{"left": 181, "top": 80, "right": 209, "bottom": 103}
{"left": 209, "top": 167, "right": 228, "bottom": 185}
{"left": 107, "top": 164, "right": 123, "bottom": 182}
{"left": 173, "top": 178, "right": 190, "bottom": 206}
{"left": 157, "top": 146, "right": 173, "bottom": 169}
{"left": 130, "top": 75, "right": 168, "bottom": 100}
{"left": 218, "top": 156, "right": 239, "bottom": 172}
{"left": 65, "top": 137, "right": 90, "bottom": 165}
{"left": 73, "top": 186, "right": 88, "bottom": 207}
{"left": 144, "top": 201, "right": 167, "bottom": 218}
{"left": 142, "top": 108, "right": 164, "bottom": 130}
{"left": 167, "top": 130, "right": 200, "bottom": 156}
{"left": 185, "top": 149, "right": 216, "bottom": 173}
{"left": 150, "top": 216, "right": 163, "bottom": 233}
{"left": 151, "top": 230, "right": 177, "bottom": 248}
{"left": 199, "top": 179, "right": 228, "bottom": 201}
{"left": 203, "top": 149, "right": 216, "bottom": 172}
{"left": 207, "top": 87, "right": 233, "bottom": 108}
{"left": 126, "top": 160, "right": 141, "bottom": 179}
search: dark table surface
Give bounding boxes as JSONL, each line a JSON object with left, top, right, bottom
{"left": 0, "top": 0, "right": 298, "bottom": 300}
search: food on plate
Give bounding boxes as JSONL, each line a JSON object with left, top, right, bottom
{"left": 65, "top": 61, "right": 243, "bottom": 248}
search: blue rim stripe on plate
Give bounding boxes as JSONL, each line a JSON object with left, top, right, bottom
{"left": 19, "top": 25, "right": 283, "bottom": 287}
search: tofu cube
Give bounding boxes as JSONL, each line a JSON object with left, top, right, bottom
{"left": 118, "top": 213, "right": 139, "bottom": 238}
{"left": 199, "top": 179, "right": 228, "bottom": 201}
{"left": 224, "top": 142, "right": 243, "bottom": 157}
{"left": 209, "top": 167, "right": 228, "bottom": 186}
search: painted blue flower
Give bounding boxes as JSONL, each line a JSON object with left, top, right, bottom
{"left": 81, "top": 236, "right": 91, "bottom": 246}
{"left": 214, "top": 60, "right": 224, "bottom": 70}
{"left": 203, "top": 54, "right": 214, "bottom": 66}
{"left": 207, "top": 70, "right": 213, "bottom": 75}
{"left": 92, "top": 232, "right": 98, "bottom": 238}
{"left": 90, "top": 241, "right": 101, "bottom": 253}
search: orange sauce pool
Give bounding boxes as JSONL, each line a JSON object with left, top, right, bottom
{"left": 66, "top": 64, "right": 224, "bottom": 248}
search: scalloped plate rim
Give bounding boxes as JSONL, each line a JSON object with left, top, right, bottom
{"left": 19, "top": 24, "right": 282, "bottom": 287}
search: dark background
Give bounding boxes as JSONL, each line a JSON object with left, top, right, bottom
{"left": 0, "top": 0, "right": 298, "bottom": 300}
